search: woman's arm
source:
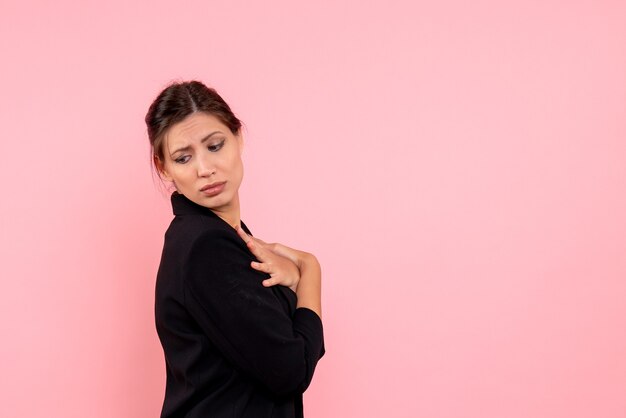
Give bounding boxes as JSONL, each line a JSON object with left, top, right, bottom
{"left": 294, "top": 253, "right": 322, "bottom": 320}
{"left": 183, "top": 228, "right": 325, "bottom": 397}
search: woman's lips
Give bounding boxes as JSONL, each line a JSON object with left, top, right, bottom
{"left": 200, "top": 182, "right": 225, "bottom": 196}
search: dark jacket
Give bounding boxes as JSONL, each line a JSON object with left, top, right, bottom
{"left": 154, "top": 191, "right": 325, "bottom": 417}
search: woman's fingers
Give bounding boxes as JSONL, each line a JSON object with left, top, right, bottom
{"left": 248, "top": 240, "right": 266, "bottom": 260}
{"left": 236, "top": 226, "right": 267, "bottom": 261}
{"left": 251, "top": 261, "right": 279, "bottom": 287}
{"left": 251, "top": 261, "right": 269, "bottom": 273}
{"left": 250, "top": 235, "right": 266, "bottom": 244}
{"left": 235, "top": 225, "right": 251, "bottom": 244}
{"left": 261, "top": 276, "right": 279, "bottom": 287}
{"left": 236, "top": 228, "right": 278, "bottom": 257}
{"left": 237, "top": 227, "right": 301, "bottom": 289}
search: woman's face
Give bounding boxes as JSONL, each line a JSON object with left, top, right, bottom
{"left": 159, "top": 111, "right": 244, "bottom": 217}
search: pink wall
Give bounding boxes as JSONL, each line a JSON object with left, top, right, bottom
{"left": 1, "top": 1, "right": 625, "bottom": 417}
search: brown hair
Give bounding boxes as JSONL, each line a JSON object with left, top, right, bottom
{"left": 145, "top": 80, "right": 243, "bottom": 179}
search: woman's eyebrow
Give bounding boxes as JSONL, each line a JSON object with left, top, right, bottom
{"left": 170, "top": 131, "right": 222, "bottom": 156}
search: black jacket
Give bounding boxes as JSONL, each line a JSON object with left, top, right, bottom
{"left": 154, "top": 191, "right": 325, "bottom": 417}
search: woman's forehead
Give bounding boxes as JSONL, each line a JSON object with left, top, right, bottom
{"left": 168, "top": 112, "right": 227, "bottom": 142}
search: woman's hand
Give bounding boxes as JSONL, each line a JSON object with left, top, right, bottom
{"left": 245, "top": 238, "right": 311, "bottom": 270}
{"left": 235, "top": 226, "right": 301, "bottom": 292}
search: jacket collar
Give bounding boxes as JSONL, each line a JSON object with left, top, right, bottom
{"left": 170, "top": 191, "right": 251, "bottom": 234}
{"left": 171, "top": 191, "right": 212, "bottom": 216}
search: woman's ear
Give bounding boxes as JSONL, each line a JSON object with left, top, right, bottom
{"left": 154, "top": 155, "right": 173, "bottom": 182}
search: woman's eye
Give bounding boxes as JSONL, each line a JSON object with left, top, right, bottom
{"left": 175, "top": 155, "right": 191, "bottom": 164}
{"left": 208, "top": 140, "right": 225, "bottom": 152}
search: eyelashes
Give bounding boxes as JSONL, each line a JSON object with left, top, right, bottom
{"left": 174, "top": 139, "right": 225, "bottom": 164}
{"left": 208, "top": 139, "right": 225, "bottom": 152}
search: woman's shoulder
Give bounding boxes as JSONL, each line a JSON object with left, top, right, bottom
{"left": 160, "top": 223, "right": 244, "bottom": 282}
{"left": 166, "top": 219, "right": 250, "bottom": 282}
{"left": 166, "top": 213, "right": 232, "bottom": 241}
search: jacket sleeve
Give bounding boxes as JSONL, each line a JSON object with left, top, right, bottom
{"left": 181, "top": 227, "right": 325, "bottom": 397}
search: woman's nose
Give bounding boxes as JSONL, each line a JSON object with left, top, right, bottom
{"left": 196, "top": 155, "right": 215, "bottom": 177}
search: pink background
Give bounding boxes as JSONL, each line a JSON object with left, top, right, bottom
{"left": 1, "top": 1, "right": 625, "bottom": 417}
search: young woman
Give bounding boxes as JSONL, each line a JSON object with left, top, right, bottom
{"left": 145, "top": 80, "right": 325, "bottom": 417}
